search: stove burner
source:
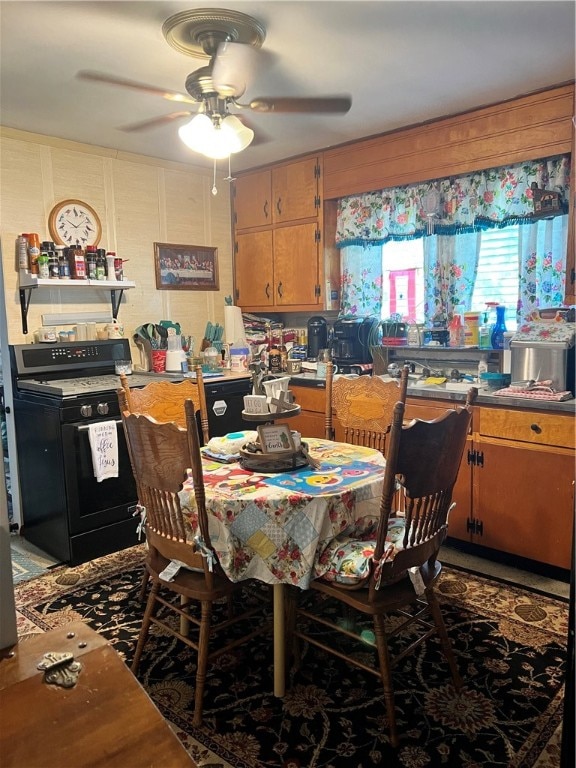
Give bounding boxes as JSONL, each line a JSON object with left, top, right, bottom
{"left": 17, "top": 373, "right": 160, "bottom": 398}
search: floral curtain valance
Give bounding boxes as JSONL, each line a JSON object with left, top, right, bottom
{"left": 335, "top": 155, "right": 571, "bottom": 248}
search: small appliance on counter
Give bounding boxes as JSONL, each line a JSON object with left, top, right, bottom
{"left": 510, "top": 317, "right": 575, "bottom": 394}
{"left": 332, "top": 316, "right": 379, "bottom": 373}
{"left": 307, "top": 316, "right": 328, "bottom": 360}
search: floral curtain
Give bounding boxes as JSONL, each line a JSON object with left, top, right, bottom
{"left": 340, "top": 244, "right": 383, "bottom": 317}
{"left": 423, "top": 232, "right": 481, "bottom": 323}
{"left": 335, "top": 155, "right": 570, "bottom": 247}
{"left": 518, "top": 215, "right": 568, "bottom": 323}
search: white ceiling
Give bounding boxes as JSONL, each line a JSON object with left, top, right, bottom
{"left": 1, "top": 1, "right": 574, "bottom": 174}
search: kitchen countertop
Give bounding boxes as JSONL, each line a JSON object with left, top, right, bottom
{"left": 130, "top": 369, "right": 575, "bottom": 413}
{"left": 289, "top": 373, "right": 576, "bottom": 414}
{"left": 132, "top": 369, "right": 251, "bottom": 384}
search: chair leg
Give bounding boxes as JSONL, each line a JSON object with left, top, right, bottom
{"left": 138, "top": 567, "right": 149, "bottom": 603}
{"left": 180, "top": 596, "right": 190, "bottom": 637}
{"left": 132, "top": 581, "right": 160, "bottom": 674}
{"left": 426, "top": 588, "right": 463, "bottom": 689}
{"left": 373, "top": 614, "right": 399, "bottom": 748}
{"left": 192, "top": 600, "right": 212, "bottom": 727}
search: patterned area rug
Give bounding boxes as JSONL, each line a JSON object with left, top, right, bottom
{"left": 10, "top": 536, "right": 59, "bottom": 584}
{"left": 14, "top": 545, "right": 568, "bottom": 768}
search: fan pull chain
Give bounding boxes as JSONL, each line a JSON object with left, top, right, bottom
{"left": 224, "top": 155, "right": 236, "bottom": 183}
{"left": 212, "top": 159, "right": 218, "bottom": 196}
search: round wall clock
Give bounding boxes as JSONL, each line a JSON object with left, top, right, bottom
{"left": 48, "top": 199, "right": 102, "bottom": 247}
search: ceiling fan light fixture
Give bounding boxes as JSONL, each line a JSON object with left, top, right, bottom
{"left": 178, "top": 111, "right": 253, "bottom": 159}
{"left": 221, "top": 114, "right": 254, "bottom": 152}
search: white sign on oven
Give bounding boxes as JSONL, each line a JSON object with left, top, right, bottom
{"left": 212, "top": 399, "right": 228, "bottom": 417}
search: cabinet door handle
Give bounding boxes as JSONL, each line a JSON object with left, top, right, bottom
{"left": 277, "top": 282, "right": 283, "bottom": 298}
{"left": 276, "top": 197, "right": 282, "bottom": 215}
{"left": 263, "top": 200, "right": 269, "bottom": 219}
{"left": 530, "top": 423, "right": 542, "bottom": 434}
{"left": 265, "top": 283, "right": 271, "bottom": 299}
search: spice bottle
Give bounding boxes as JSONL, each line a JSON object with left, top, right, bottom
{"left": 17, "top": 234, "right": 29, "bottom": 271}
{"left": 95, "top": 250, "right": 106, "bottom": 280}
{"left": 69, "top": 242, "right": 87, "bottom": 279}
{"left": 48, "top": 251, "right": 59, "bottom": 279}
{"left": 58, "top": 246, "right": 71, "bottom": 279}
{"left": 85, "top": 245, "right": 97, "bottom": 279}
{"left": 27, "top": 233, "right": 41, "bottom": 275}
{"left": 38, "top": 246, "right": 50, "bottom": 279}
{"left": 105, "top": 252, "right": 116, "bottom": 280}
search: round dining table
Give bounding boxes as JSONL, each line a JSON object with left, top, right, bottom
{"left": 179, "top": 437, "right": 386, "bottom": 696}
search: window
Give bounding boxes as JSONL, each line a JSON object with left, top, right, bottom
{"left": 381, "top": 239, "right": 424, "bottom": 322}
{"left": 470, "top": 226, "right": 520, "bottom": 318}
{"left": 381, "top": 219, "right": 567, "bottom": 328}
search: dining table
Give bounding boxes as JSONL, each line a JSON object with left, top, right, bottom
{"left": 179, "top": 437, "right": 386, "bottom": 697}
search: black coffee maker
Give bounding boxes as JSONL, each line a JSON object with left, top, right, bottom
{"left": 307, "top": 316, "right": 328, "bottom": 359}
{"left": 332, "top": 316, "right": 379, "bottom": 365}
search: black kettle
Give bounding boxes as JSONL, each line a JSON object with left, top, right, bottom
{"left": 307, "top": 316, "right": 328, "bottom": 360}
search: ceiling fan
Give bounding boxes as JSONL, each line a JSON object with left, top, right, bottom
{"left": 78, "top": 8, "right": 352, "bottom": 158}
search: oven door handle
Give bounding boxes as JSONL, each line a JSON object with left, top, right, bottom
{"left": 77, "top": 419, "right": 123, "bottom": 432}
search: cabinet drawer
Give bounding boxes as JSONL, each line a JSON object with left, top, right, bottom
{"left": 479, "top": 407, "right": 575, "bottom": 448}
{"left": 405, "top": 398, "right": 457, "bottom": 422}
{"left": 291, "top": 385, "right": 327, "bottom": 414}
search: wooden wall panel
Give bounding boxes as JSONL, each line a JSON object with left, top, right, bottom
{"left": 323, "top": 84, "right": 575, "bottom": 199}
{"left": 0, "top": 128, "right": 232, "bottom": 349}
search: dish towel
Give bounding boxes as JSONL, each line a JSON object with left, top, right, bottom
{"left": 88, "top": 421, "right": 119, "bottom": 482}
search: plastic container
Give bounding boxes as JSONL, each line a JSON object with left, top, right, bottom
{"left": 230, "top": 341, "right": 250, "bottom": 372}
{"left": 203, "top": 346, "right": 220, "bottom": 372}
{"left": 479, "top": 372, "right": 511, "bottom": 391}
{"left": 448, "top": 314, "right": 465, "bottom": 347}
{"left": 491, "top": 305, "right": 507, "bottom": 349}
{"left": 463, "top": 312, "right": 480, "bottom": 346}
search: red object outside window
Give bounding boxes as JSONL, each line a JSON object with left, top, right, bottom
{"left": 389, "top": 269, "right": 416, "bottom": 319}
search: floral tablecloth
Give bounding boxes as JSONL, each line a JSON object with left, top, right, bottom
{"left": 179, "top": 438, "right": 385, "bottom": 589}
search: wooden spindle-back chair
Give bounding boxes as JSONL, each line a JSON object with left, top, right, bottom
{"left": 291, "top": 388, "right": 476, "bottom": 747}
{"left": 123, "top": 399, "right": 269, "bottom": 726}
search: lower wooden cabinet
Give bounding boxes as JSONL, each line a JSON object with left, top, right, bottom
{"left": 449, "top": 405, "right": 575, "bottom": 572}
{"left": 289, "top": 385, "right": 327, "bottom": 438}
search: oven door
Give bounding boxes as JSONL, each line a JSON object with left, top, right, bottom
{"left": 61, "top": 419, "right": 138, "bottom": 535}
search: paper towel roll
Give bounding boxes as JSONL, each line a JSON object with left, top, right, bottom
{"left": 224, "top": 305, "right": 246, "bottom": 344}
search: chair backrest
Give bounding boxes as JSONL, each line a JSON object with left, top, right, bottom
{"left": 120, "top": 398, "right": 216, "bottom": 585}
{"left": 325, "top": 364, "right": 409, "bottom": 455}
{"left": 369, "top": 388, "right": 475, "bottom": 598}
{"left": 119, "top": 367, "right": 209, "bottom": 444}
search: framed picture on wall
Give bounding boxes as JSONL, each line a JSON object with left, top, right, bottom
{"left": 153, "top": 242, "right": 219, "bottom": 291}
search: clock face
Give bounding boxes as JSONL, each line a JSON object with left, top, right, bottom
{"left": 48, "top": 199, "right": 102, "bottom": 247}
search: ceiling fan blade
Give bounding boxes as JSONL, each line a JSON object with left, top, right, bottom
{"left": 211, "top": 42, "right": 259, "bottom": 98}
{"left": 77, "top": 70, "right": 196, "bottom": 104}
{"left": 248, "top": 96, "right": 352, "bottom": 114}
{"left": 119, "top": 112, "right": 193, "bottom": 132}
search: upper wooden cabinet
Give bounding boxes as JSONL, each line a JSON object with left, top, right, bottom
{"left": 272, "top": 158, "right": 320, "bottom": 223}
{"left": 233, "top": 156, "right": 324, "bottom": 311}
{"left": 233, "top": 170, "right": 272, "bottom": 230}
{"left": 233, "top": 157, "right": 321, "bottom": 230}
